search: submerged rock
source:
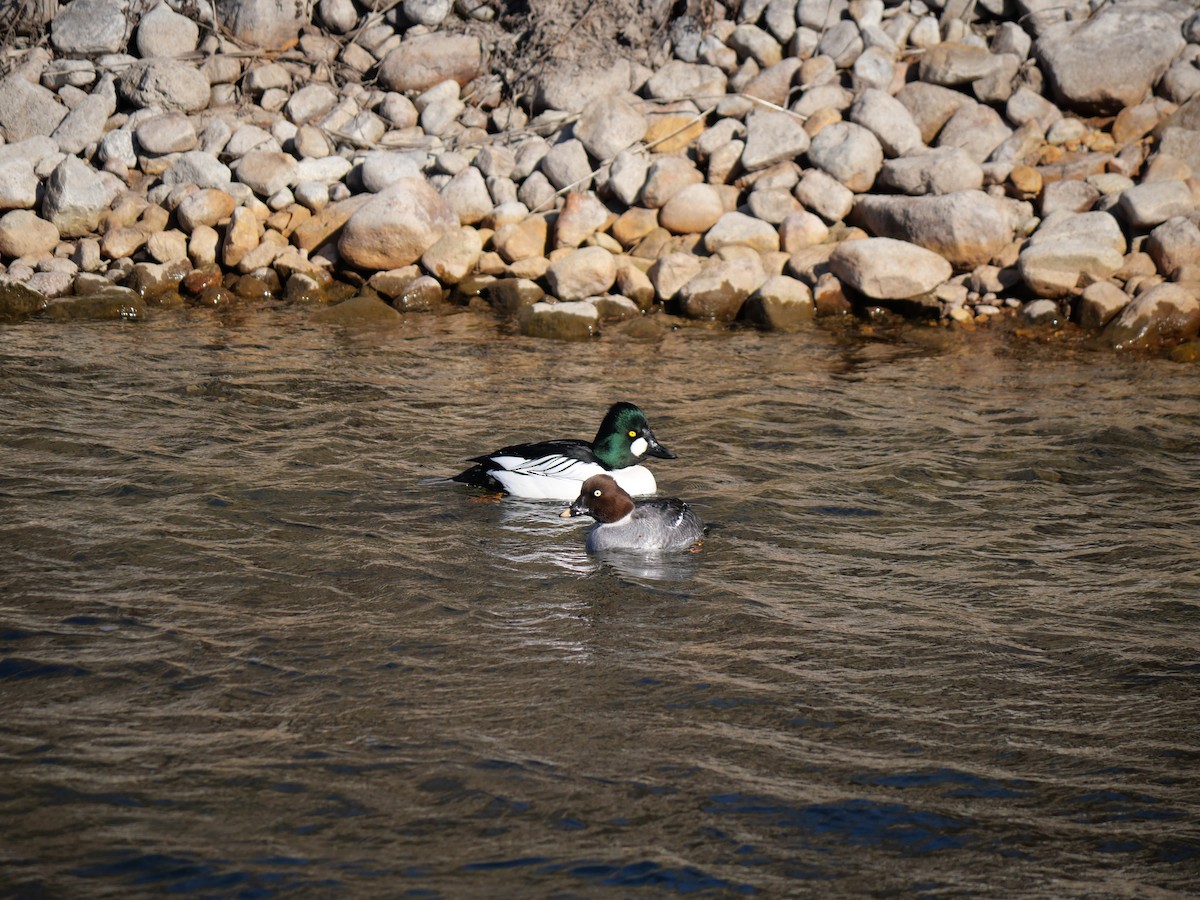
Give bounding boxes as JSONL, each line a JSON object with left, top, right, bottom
{"left": 44, "top": 288, "right": 147, "bottom": 321}
{"left": 742, "top": 274, "right": 814, "bottom": 332}
{"left": 311, "top": 294, "right": 404, "bottom": 326}
{"left": 518, "top": 300, "right": 599, "bottom": 340}
{"left": 0, "top": 280, "right": 49, "bottom": 320}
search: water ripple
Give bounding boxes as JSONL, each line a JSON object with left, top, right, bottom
{"left": 1, "top": 309, "right": 1198, "bottom": 896}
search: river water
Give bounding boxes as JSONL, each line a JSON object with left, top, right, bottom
{"left": 1, "top": 304, "right": 1198, "bottom": 897}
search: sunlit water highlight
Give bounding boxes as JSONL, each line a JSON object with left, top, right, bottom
{"left": 1, "top": 306, "right": 1198, "bottom": 897}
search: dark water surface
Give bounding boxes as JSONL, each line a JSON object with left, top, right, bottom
{"left": 1, "top": 306, "right": 1198, "bottom": 897}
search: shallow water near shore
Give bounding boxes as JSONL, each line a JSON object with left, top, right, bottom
{"left": 1, "top": 306, "right": 1198, "bottom": 897}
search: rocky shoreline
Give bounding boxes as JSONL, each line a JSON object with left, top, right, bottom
{"left": 1, "top": 0, "right": 1200, "bottom": 355}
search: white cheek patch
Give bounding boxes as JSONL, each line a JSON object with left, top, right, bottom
{"left": 630, "top": 437, "right": 648, "bottom": 457}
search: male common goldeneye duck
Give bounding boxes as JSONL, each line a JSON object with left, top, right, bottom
{"left": 452, "top": 402, "right": 676, "bottom": 501}
{"left": 561, "top": 473, "right": 704, "bottom": 552}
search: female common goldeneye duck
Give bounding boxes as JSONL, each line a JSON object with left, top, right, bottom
{"left": 561, "top": 473, "right": 704, "bottom": 552}
{"left": 452, "top": 402, "right": 676, "bottom": 501}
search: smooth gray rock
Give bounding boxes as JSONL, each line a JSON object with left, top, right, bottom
{"left": 794, "top": 169, "right": 854, "bottom": 222}
{"left": 877, "top": 147, "right": 983, "bottom": 196}
{"left": 214, "top": 0, "right": 310, "bottom": 50}
{"left": 807, "top": 122, "right": 883, "bottom": 192}
{"left": 919, "top": 41, "right": 1007, "bottom": 85}
{"left": 798, "top": 0, "right": 848, "bottom": 31}
{"left": 639, "top": 157, "right": 703, "bottom": 208}
{"left": 1006, "top": 85, "right": 1063, "bottom": 131}
{"left": 51, "top": 75, "right": 116, "bottom": 154}
{"left": 545, "top": 246, "right": 617, "bottom": 301}
{"left": 135, "top": 2, "right": 200, "bottom": 57}
{"left": 604, "top": 150, "right": 649, "bottom": 207}
{"left": 99, "top": 129, "right": 137, "bottom": 168}
{"left": 853, "top": 46, "right": 896, "bottom": 92}
{"left": 644, "top": 61, "right": 727, "bottom": 102}
{"left": 743, "top": 275, "right": 814, "bottom": 331}
{"left": 0, "top": 75, "right": 67, "bottom": 142}
{"left": 540, "top": 139, "right": 592, "bottom": 191}
{"left": 1116, "top": 180, "right": 1196, "bottom": 230}
{"left": 851, "top": 190, "right": 1024, "bottom": 269}
{"left": 285, "top": 84, "right": 339, "bottom": 125}
{"left": 741, "top": 108, "right": 809, "bottom": 172}
{"left": 42, "top": 156, "right": 111, "bottom": 238}
{"left": 161, "top": 150, "right": 233, "bottom": 188}
{"left": 791, "top": 83, "right": 854, "bottom": 118}
{"left": 1018, "top": 210, "right": 1126, "bottom": 297}
{"left": 404, "top": 0, "right": 452, "bottom": 26}
{"left": 0, "top": 157, "right": 38, "bottom": 210}
{"left": 234, "top": 151, "right": 298, "bottom": 197}
{"left": 678, "top": 256, "right": 767, "bottom": 321}
{"left": 896, "top": 82, "right": 975, "bottom": 144}
{"left": 41, "top": 59, "right": 97, "bottom": 90}
{"left": 1147, "top": 216, "right": 1200, "bottom": 279}
{"left": 518, "top": 300, "right": 599, "bottom": 340}
{"left": 817, "top": 20, "right": 862, "bottom": 68}
{"left": 830, "top": 237, "right": 953, "bottom": 299}
{"left": 377, "top": 33, "right": 483, "bottom": 93}
{"left": 51, "top": 0, "right": 128, "bottom": 55}
{"left": 440, "top": 166, "right": 493, "bottom": 226}
{"left": 574, "top": 95, "right": 647, "bottom": 161}
{"left": 294, "top": 156, "right": 352, "bottom": 184}
{"left": 1035, "top": 6, "right": 1187, "bottom": 114}
{"left": 339, "top": 176, "right": 458, "bottom": 270}
{"left": 1078, "top": 281, "right": 1129, "bottom": 330}
{"left": 0, "top": 208, "right": 60, "bottom": 257}
{"left": 118, "top": 59, "right": 211, "bottom": 112}
{"left": 317, "top": 0, "right": 357, "bottom": 32}
{"left": 704, "top": 211, "right": 779, "bottom": 253}
{"left": 134, "top": 112, "right": 198, "bottom": 155}
{"left": 359, "top": 151, "right": 425, "bottom": 193}
{"left": 849, "top": 89, "right": 924, "bottom": 158}
{"left": 936, "top": 103, "right": 1013, "bottom": 163}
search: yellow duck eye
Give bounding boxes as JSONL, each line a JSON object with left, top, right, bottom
{"left": 628, "top": 430, "right": 637, "bottom": 438}
{"left": 593, "top": 489, "right": 602, "bottom": 497}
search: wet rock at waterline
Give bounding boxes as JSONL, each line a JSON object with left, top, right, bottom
{"left": 1107, "top": 284, "right": 1200, "bottom": 352}
{"left": 518, "top": 300, "right": 599, "bottom": 340}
